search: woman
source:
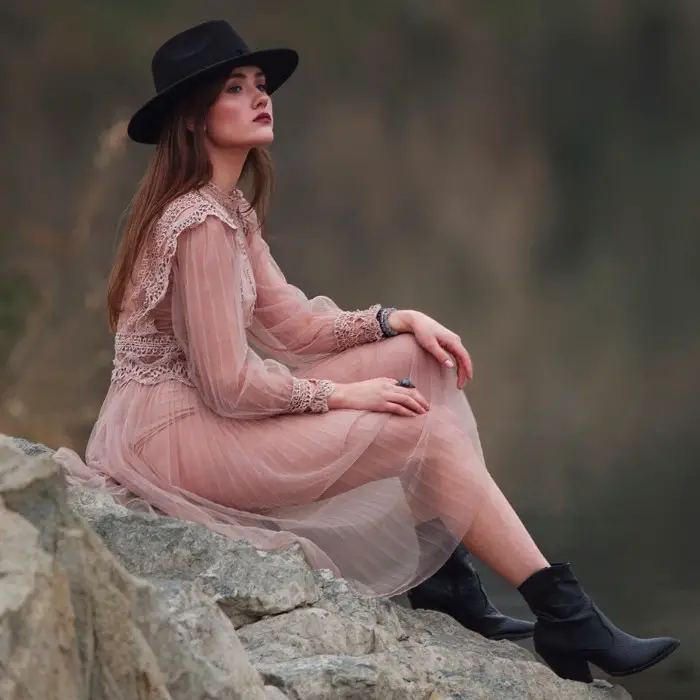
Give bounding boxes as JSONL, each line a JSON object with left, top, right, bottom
{"left": 55, "top": 20, "right": 679, "bottom": 683}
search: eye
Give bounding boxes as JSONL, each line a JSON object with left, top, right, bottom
{"left": 226, "top": 84, "right": 242, "bottom": 94}
{"left": 257, "top": 83, "right": 268, "bottom": 93}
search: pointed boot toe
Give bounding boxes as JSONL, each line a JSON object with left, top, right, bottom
{"left": 535, "top": 629, "right": 680, "bottom": 683}
{"left": 409, "top": 543, "right": 534, "bottom": 641}
{"left": 479, "top": 614, "right": 535, "bottom": 642}
{"left": 408, "top": 580, "right": 535, "bottom": 640}
{"left": 590, "top": 631, "right": 680, "bottom": 677}
{"left": 519, "top": 563, "right": 680, "bottom": 683}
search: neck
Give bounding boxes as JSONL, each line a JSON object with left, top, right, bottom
{"left": 207, "top": 145, "right": 250, "bottom": 193}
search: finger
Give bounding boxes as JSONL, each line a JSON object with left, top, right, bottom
{"left": 385, "top": 380, "right": 429, "bottom": 409}
{"left": 443, "top": 339, "right": 472, "bottom": 387}
{"left": 393, "top": 385, "right": 428, "bottom": 408}
{"left": 390, "top": 391, "right": 427, "bottom": 414}
{"left": 451, "top": 346, "right": 467, "bottom": 388}
{"left": 408, "top": 387, "right": 430, "bottom": 410}
{"left": 384, "top": 401, "right": 417, "bottom": 417}
{"left": 427, "top": 340, "right": 455, "bottom": 371}
{"left": 456, "top": 347, "right": 473, "bottom": 385}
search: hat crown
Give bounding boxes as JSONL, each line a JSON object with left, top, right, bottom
{"left": 151, "top": 20, "right": 250, "bottom": 93}
{"left": 128, "top": 20, "right": 298, "bottom": 143}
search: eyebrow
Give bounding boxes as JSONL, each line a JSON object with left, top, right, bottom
{"left": 228, "top": 71, "right": 266, "bottom": 80}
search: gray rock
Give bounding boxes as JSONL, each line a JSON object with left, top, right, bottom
{"left": 0, "top": 493, "right": 81, "bottom": 700}
{"left": 0, "top": 434, "right": 269, "bottom": 700}
{"left": 313, "top": 570, "right": 406, "bottom": 648}
{"left": 5, "top": 435, "right": 633, "bottom": 700}
{"left": 150, "top": 578, "right": 269, "bottom": 697}
{"left": 68, "top": 485, "right": 320, "bottom": 627}
{"left": 257, "top": 646, "right": 631, "bottom": 700}
{"left": 239, "top": 569, "right": 409, "bottom": 666}
{"left": 240, "top": 607, "right": 383, "bottom": 666}
{"left": 8, "top": 435, "right": 54, "bottom": 456}
{"left": 393, "top": 605, "right": 534, "bottom": 662}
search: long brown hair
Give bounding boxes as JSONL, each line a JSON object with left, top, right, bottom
{"left": 107, "top": 71, "right": 274, "bottom": 332}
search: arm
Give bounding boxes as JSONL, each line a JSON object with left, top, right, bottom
{"left": 244, "top": 215, "right": 384, "bottom": 367}
{"left": 171, "top": 215, "right": 334, "bottom": 418}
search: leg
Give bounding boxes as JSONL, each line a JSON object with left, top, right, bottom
{"left": 316, "top": 367, "right": 547, "bottom": 587}
{"left": 442, "top": 432, "right": 678, "bottom": 681}
{"left": 319, "top": 400, "right": 537, "bottom": 637}
{"left": 407, "top": 433, "right": 544, "bottom": 640}
{"left": 461, "top": 476, "right": 549, "bottom": 587}
{"left": 407, "top": 528, "right": 536, "bottom": 641}
{"left": 307, "top": 337, "right": 679, "bottom": 678}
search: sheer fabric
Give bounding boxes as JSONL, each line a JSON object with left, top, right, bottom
{"left": 55, "top": 185, "right": 491, "bottom": 596}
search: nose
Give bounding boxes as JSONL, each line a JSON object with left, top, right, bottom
{"left": 254, "top": 91, "right": 269, "bottom": 109}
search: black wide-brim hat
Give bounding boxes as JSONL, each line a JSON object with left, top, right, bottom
{"left": 127, "top": 20, "right": 299, "bottom": 144}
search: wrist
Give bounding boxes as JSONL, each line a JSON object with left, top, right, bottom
{"left": 387, "top": 309, "right": 414, "bottom": 334}
{"left": 326, "top": 383, "right": 349, "bottom": 410}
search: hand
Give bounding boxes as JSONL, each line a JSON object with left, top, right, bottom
{"left": 328, "top": 378, "right": 430, "bottom": 417}
{"left": 393, "top": 310, "right": 473, "bottom": 390}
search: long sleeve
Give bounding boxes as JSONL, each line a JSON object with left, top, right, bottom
{"left": 244, "top": 213, "right": 384, "bottom": 369}
{"left": 171, "top": 215, "right": 334, "bottom": 418}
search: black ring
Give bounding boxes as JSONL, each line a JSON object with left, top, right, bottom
{"left": 396, "top": 378, "right": 415, "bottom": 388}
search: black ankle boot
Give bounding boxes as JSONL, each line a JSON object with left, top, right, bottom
{"left": 518, "top": 563, "right": 680, "bottom": 682}
{"left": 408, "top": 543, "right": 535, "bottom": 641}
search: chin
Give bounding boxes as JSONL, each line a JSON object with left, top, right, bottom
{"left": 215, "top": 129, "right": 274, "bottom": 149}
{"left": 249, "top": 136, "right": 274, "bottom": 147}
{"left": 247, "top": 126, "right": 274, "bottom": 147}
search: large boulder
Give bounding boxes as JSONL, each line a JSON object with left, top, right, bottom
{"left": 1, "top": 435, "right": 633, "bottom": 700}
{"left": 0, "top": 435, "right": 279, "bottom": 700}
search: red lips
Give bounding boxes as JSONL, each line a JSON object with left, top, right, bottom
{"left": 254, "top": 112, "right": 272, "bottom": 124}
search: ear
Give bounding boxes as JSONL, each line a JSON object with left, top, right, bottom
{"left": 186, "top": 118, "right": 208, "bottom": 135}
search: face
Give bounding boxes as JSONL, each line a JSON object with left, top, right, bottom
{"left": 204, "top": 65, "right": 273, "bottom": 148}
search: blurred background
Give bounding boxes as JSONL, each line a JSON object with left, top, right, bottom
{"left": 1, "top": 1, "right": 698, "bottom": 696}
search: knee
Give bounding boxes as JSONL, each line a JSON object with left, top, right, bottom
{"left": 399, "top": 405, "right": 461, "bottom": 457}
{"left": 385, "top": 333, "right": 425, "bottom": 359}
{"left": 383, "top": 334, "right": 435, "bottom": 378}
{"left": 426, "top": 405, "right": 462, "bottom": 443}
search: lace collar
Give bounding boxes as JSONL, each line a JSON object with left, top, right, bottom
{"left": 200, "top": 182, "right": 246, "bottom": 215}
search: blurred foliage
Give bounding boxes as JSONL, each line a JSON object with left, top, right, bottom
{"left": 0, "top": 270, "right": 36, "bottom": 366}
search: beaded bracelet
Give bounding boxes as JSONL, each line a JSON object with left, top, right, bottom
{"left": 376, "top": 306, "right": 400, "bottom": 338}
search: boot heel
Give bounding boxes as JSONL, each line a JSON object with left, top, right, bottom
{"left": 519, "top": 564, "right": 680, "bottom": 681}
{"left": 538, "top": 650, "right": 593, "bottom": 683}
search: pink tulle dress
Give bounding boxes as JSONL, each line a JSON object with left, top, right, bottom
{"left": 55, "top": 184, "right": 491, "bottom": 597}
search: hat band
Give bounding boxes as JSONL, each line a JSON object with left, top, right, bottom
{"left": 154, "top": 46, "right": 251, "bottom": 94}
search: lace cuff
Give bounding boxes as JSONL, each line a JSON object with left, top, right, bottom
{"left": 288, "top": 378, "right": 336, "bottom": 414}
{"left": 334, "top": 303, "right": 384, "bottom": 351}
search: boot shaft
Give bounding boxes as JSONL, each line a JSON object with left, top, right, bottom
{"left": 518, "top": 562, "right": 589, "bottom": 619}
{"left": 517, "top": 562, "right": 680, "bottom": 680}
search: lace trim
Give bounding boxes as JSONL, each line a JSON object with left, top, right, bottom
{"left": 232, "top": 225, "right": 256, "bottom": 315}
{"left": 111, "top": 332, "right": 193, "bottom": 387}
{"left": 201, "top": 186, "right": 257, "bottom": 323}
{"left": 307, "top": 379, "right": 335, "bottom": 414}
{"left": 111, "top": 361, "right": 193, "bottom": 387}
{"left": 114, "top": 332, "right": 182, "bottom": 353}
{"left": 201, "top": 182, "right": 247, "bottom": 213}
{"left": 126, "top": 189, "right": 243, "bottom": 334}
{"left": 334, "top": 304, "right": 383, "bottom": 352}
{"left": 288, "top": 378, "right": 315, "bottom": 413}
{"left": 113, "top": 188, "right": 259, "bottom": 388}
{"left": 288, "top": 378, "right": 336, "bottom": 414}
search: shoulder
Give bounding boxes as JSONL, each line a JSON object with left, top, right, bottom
{"left": 154, "top": 188, "right": 240, "bottom": 243}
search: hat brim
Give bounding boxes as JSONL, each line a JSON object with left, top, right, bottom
{"left": 127, "top": 47, "right": 299, "bottom": 144}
